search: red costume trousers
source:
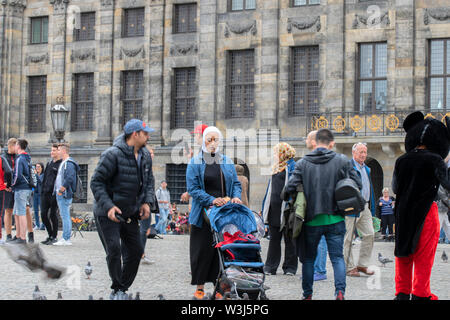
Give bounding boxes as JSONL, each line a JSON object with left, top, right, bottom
{"left": 395, "top": 202, "right": 440, "bottom": 299}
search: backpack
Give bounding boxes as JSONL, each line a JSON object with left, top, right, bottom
{"left": 334, "top": 178, "right": 365, "bottom": 215}
{"left": 22, "top": 161, "right": 37, "bottom": 189}
{"left": 65, "top": 160, "right": 84, "bottom": 201}
{"left": 73, "top": 174, "right": 84, "bottom": 202}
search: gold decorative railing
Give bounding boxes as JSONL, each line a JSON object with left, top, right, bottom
{"left": 307, "top": 111, "right": 450, "bottom": 136}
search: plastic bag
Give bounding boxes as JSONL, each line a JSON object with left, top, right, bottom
{"left": 225, "top": 265, "right": 264, "bottom": 289}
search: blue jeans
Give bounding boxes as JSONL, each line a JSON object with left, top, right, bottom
{"left": 13, "top": 190, "right": 32, "bottom": 216}
{"left": 140, "top": 217, "right": 151, "bottom": 250}
{"left": 155, "top": 208, "right": 169, "bottom": 234}
{"left": 33, "top": 193, "right": 41, "bottom": 227}
{"left": 56, "top": 195, "right": 72, "bottom": 241}
{"left": 314, "top": 235, "right": 328, "bottom": 275}
{"left": 302, "top": 221, "right": 346, "bottom": 298}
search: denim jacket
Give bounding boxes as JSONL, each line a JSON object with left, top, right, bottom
{"left": 55, "top": 158, "right": 80, "bottom": 199}
{"left": 186, "top": 152, "right": 242, "bottom": 228}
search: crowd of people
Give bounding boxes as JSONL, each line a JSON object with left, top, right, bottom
{"left": 1, "top": 112, "right": 450, "bottom": 301}
{"left": 0, "top": 139, "right": 80, "bottom": 246}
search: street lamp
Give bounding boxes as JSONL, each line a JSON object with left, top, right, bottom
{"left": 50, "top": 97, "right": 70, "bottom": 143}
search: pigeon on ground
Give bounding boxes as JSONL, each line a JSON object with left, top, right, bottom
{"left": 242, "top": 293, "right": 249, "bottom": 300}
{"left": 32, "top": 285, "right": 46, "bottom": 300}
{"left": 88, "top": 295, "right": 94, "bottom": 300}
{"left": 128, "top": 293, "right": 133, "bottom": 300}
{"left": 57, "top": 292, "right": 63, "bottom": 300}
{"left": 84, "top": 261, "right": 93, "bottom": 279}
{"left": 135, "top": 292, "right": 141, "bottom": 300}
{"left": 378, "top": 253, "right": 393, "bottom": 267}
{"left": 157, "top": 294, "right": 165, "bottom": 300}
{"left": 3, "top": 243, "right": 65, "bottom": 279}
{"left": 442, "top": 250, "right": 448, "bottom": 263}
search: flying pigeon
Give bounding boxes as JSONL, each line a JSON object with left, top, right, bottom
{"left": 135, "top": 292, "right": 141, "bottom": 300}
{"left": 57, "top": 292, "right": 63, "bottom": 300}
{"left": 442, "top": 250, "right": 448, "bottom": 263}
{"left": 32, "top": 285, "right": 46, "bottom": 300}
{"left": 3, "top": 243, "right": 65, "bottom": 279}
{"left": 378, "top": 253, "right": 393, "bottom": 267}
{"left": 84, "top": 261, "right": 93, "bottom": 279}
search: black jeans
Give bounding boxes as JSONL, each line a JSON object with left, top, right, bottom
{"left": 381, "top": 214, "right": 395, "bottom": 235}
{"left": 40, "top": 193, "right": 59, "bottom": 239}
{"left": 96, "top": 215, "right": 143, "bottom": 292}
{"left": 264, "top": 225, "right": 298, "bottom": 274}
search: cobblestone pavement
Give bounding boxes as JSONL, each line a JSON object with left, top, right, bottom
{"left": 0, "top": 230, "right": 448, "bottom": 300}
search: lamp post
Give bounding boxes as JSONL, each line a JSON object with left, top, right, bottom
{"left": 50, "top": 97, "right": 70, "bottom": 143}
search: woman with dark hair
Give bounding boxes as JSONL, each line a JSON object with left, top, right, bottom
{"left": 33, "top": 162, "right": 45, "bottom": 230}
{"left": 186, "top": 126, "right": 242, "bottom": 300}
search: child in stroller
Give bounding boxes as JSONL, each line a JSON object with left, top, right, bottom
{"left": 205, "top": 203, "right": 268, "bottom": 300}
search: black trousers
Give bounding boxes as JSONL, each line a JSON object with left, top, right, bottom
{"left": 264, "top": 225, "right": 298, "bottom": 274}
{"left": 40, "top": 193, "right": 59, "bottom": 239}
{"left": 190, "top": 223, "right": 219, "bottom": 286}
{"left": 381, "top": 214, "right": 395, "bottom": 235}
{"left": 96, "top": 215, "right": 143, "bottom": 292}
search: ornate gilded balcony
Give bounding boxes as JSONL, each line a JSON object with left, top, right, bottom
{"left": 306, "top": 110, "right": 450, "bottom": 137}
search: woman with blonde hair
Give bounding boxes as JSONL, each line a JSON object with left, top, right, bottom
{"left": 261, "top": 142, "right": 298, "bottom": 275}
{"left": 378, "top": 187, "right": 395, "bottom": 241}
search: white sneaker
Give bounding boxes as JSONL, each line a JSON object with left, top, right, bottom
{"left": 141, "top": 256, "right": 154, "bottom": 265}
{"left": 54, "top": 239, "right": 72, "bottom": 246}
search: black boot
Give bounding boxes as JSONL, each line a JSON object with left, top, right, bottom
{"left": 394, "top": 293, "right": 410, "bottom": 300}
{"left": 28, "top": 232, "right": 34, "bottom": 243}
{"left": 411, "top": 294, "right": 431, "bottom": 300}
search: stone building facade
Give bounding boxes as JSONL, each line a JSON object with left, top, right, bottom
{"left": 0, "top": 0, "right": 450, "bottom": 213}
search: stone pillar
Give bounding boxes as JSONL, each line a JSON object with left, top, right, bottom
{"left": 95, "top": 0, "right": 115, "bottom": 145}
{"left": 148, "top": 0, "right": 164, "bottom": 146}
{"left": 259, "top": 0, "right": 278, "bottom": 128}
{"left": 197, "top": 0, "right": 217, "bottom": 126}
{"left": 394, "top": 0, "right": 414, "bottom": 110}
{"left": 0, "top": 0, "right": 26, "bottom": 140}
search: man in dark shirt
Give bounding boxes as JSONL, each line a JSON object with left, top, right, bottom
{"left": 40, "top": 144, "right": 62, "bottom": 245}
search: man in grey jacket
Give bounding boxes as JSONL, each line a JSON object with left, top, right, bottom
{"left": 285, "top": 129, "right": 361, "bottom": 300}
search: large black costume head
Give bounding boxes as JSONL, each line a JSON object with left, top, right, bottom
{"left": 403, "top": 111, "right": 450, "bottom": 158}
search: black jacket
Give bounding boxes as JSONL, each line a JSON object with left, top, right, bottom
{"left": 1, "top": 151, "right": 16, "bottom": 187}
{"left": 392, "top": 149, "right": 450, "bottom": 257}
{"left": 90, "top": 134, "right": 155, "bottom": 219}
{"left": 285, "top": 148, "right": 362, "bottom": 223}
{"left": 41, "top": 159, "right": 62, "bottom": 195}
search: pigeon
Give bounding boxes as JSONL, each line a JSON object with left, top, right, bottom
{"left": 32, "top": 285, "right": 46, "bottom": 300}
{"left": 128, "top": 293, "right": 133, "bottom": 300}
{"left": 57, "top": 292, "right": 63, "bottom": 300}
{"left": 135, "top": 292, "right": 141, "bottom": 300}
{"left": 3, "top": 243, "right": 65, "bottom": 279}
{"left": 442, "top": 250, "right": 448, "bottom": 263}
{"left": 84, "top": 261, "right": 93, "bottom": 279}
{"left": 242, "top": 293, "right": 249, "bottom": 300}
{"left": 157, "top": 294, "right": 165, "bottom": 300}
{"left": 378, "top": 253, "right": 393, "bottom": 267}
{"left": 88, "top": 295, "right": 94, "bottom": 300}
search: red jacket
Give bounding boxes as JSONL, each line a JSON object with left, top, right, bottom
{"left": 0, "top": 157, "right": 6, "bottom": 191}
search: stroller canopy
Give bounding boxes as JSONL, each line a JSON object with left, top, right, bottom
{"left": 208, "top": 203, "right": 257, "bottom": 234}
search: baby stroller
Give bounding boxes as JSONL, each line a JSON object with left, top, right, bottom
{"left": 204, "top": 203, "right": 268, "bottom": 300}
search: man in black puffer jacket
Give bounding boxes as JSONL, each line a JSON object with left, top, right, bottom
{"left": 90, "top": 119, "right": 156, "bottom": 300}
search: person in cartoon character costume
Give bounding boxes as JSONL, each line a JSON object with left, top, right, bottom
{"left": 392, "top": 111, "right": 450, "bottom": 300}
